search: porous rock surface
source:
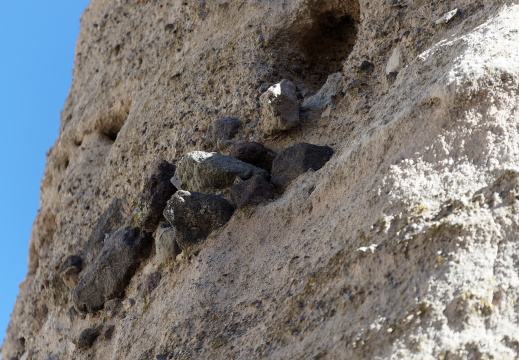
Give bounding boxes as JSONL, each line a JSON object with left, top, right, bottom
{"left": 4, "top": 1, "right": 519, "bottom": 359}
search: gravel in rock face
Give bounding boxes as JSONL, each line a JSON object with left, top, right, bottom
{"left": 271, "top": 142, "right": 334, "bottom": 187}
{"left": 260, "top": 79, "right": 300, "bottom": 134}
{"left": 205, "top": 117, "right": 243, "bottom": 148}
{"left": 72, "top": 227, "right": 153, "bottom": 313}
{"left": 76, "top": 328, "right": 100, "bottom": 350}
{"left": 176, "top": 151, "right": 269, "bottom": 193}
{"left": 163, "top": 190, "right": 235, "bottom": 249}
{"left": 229, "top": 142, "right": 277, "bottom": 172}
{"left": 85, "top": 197, "right": 125, "bottom": 264}
{"left": 230, "top": 175, "right": 275, "bottom": 208}
{"left": 135, "top": 159, "right": 177, "bottom": 233}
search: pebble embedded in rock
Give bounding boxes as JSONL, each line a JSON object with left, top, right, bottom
{"left": 176, "top": 151, "right": 269, "bottom": 193}
{"left": 102, "top": 325, "right": 115, "bottom": 340}
{"left": 76, "top": 328, "right": 100, "bottom": 350}
{"left": 260, "top": 79, "right": 299, "bottom": 134}
{"left": 302, "top": 72, "right": 342, "bottom": 111}
{"left": 72, "top": 227, "right": 152, "bottom": 313}
{"left": 271, "top": 143, "right": 334, "bottom": 187}
{"left": 135, "top": 159, "right": 177, "bottom": 232}
{"left": 163, "top": 190, "right": 235, "bottom": 249}
{"left": 205, "top": 117, "right": 242, "bottom": 148}
{"left": 359, "top": 60, "right": 374, "bottom": 72}
{"left": 85, "top": 197, "right": 125, "bottom": 264}
{"left": 230, "top": 175, "right": 275, "bottom": 208}
{"left": 229, "top": 142, "right": 277, "bottom": 172}
{"left": 143, "top": 271, "right": 162, "bottom": 294}
{"left": 60, "top": 255, "right": 83, "bottom": 290}
{"left": 156, "top": 223, "right": 181, "bottom": 263}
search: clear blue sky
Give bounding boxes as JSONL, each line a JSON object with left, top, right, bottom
{"left": 0, "top": 1, "right": 90, "bottom": 348}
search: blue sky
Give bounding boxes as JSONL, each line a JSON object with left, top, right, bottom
{"left": 0, "top": 1, "right": 90, "bottom": 348}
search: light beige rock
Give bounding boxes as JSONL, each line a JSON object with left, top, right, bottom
{"left": 4, "top": 1, "right": 519, "bottom": 360}
{"left": 260, "top": 79, "right": 300, "bottom": 134}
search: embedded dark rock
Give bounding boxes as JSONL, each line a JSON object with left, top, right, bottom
{"left": 176, "top": 151, "right": 269, "bottom": 193}
{"left": 135, "top": 159, "right": 177, "bottom": 232}
{"left": 271, "top": 143, "right": 334, "bottom": 187}
{"left": 163, "top": 190, "right": 235, "bottom": 249}
{"left": 359, "top": 60, "right": 375, "bottom": 72}
{"left": 72, "top": 227, "right": 153, "bottom": 313}
{"left": 76, "top": 328, "right": 100, "bottom": 350}
{"left": 205, "top": 117, "right": 243, "bottom": 148}
{"left": 85, "top": 197, "right": 125, "bottom": 264}
{"left": 143, "top": 271, "right": 162, "bottom": 294}
{"left": 229, "top": 142, "right": 277, "bottom": 172}
{"left": 230, "top": 175, "right": 275, "bottom": 208}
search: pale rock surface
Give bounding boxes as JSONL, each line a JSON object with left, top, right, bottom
{"left": 302, "top": 72, "right": 343, "bottom": 111}
{"left": 260, "top": 79, "right": 300, "bottom": 134}
{"left": 3, "top": 1, "right": 519, "bottom": 359}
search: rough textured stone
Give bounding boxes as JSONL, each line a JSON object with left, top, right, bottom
{"left": 229, "top": 142, "right": 277, "bottom": 172}
{"left": 230, "top": 175, "right": 275, "bottom": 208}
{"left": 7, "top": 2, "right": 519, "bottom": 360}
{"left": 163, "top": 191, "right": 234, "bottom": 249}
{"left": 155, "top": 223, "right": 181, "bottom": 263}
{"left": 271, "top": 143, "right": 334, "bottom": 187}
{"left": 142, "top": 271, "right": 162, "bottom": 294}
{"left": 176, "top": 151, "right": 269, "bottom": 193}
{"left": 76, "top": 328, "right": 100, "bottom": 350}
{"left": 72, "top": 227, "right": 152, "bottom": 313}
{"left": 205, "top": 118, "right": 242, "bottom": 148}
{"left": 59, "top": 255, "right": 83, "bottom": 290}
{"left": 135, "top": 159, "right": 177, "bottom": 232}
{"left": 85, "top": 197, "right": 125, "bottom": 264}
{"left": 302, "top": 73, "right": 343, "bottom": 111}
{"left": 260, "top": 79, "right": 299, "bottom": 134}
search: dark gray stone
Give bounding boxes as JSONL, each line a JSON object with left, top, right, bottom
{"left": 229, "top": 142, "right": 277, "bottom": 172}
{"left": 135, "top": 159, "right": 177, "bottom": 232}
{"left": 72, "top": 227, "right": 152, "bottom": 313}
{"left": 85, "top": 197, "right": 125, "bottom": 264}
{"left": 76, "top": 328, "right": 100, "bottom": 350}
{"left": 206, "top": 117, "right": 242, "bottom": 148}
{"left": 143, "top": 271, "right": 162, "bottom": 294}
{"left": 176, "top": 151, "right": 269, "bottom": 193}
{"left": 163, "top": 191, "right": 235, "bottom": 249}
{"left": 359, "top": 60, "right": 375, "bottom": 72}
{"left": 271, "top": 143, "right": 334, "bottom": 187}
{"left": 230, "top": 175, "right": 275, "bottom": 208}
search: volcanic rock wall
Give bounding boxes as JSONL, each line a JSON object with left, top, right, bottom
{"left": 3, "top": 0, "right": 519, "bottom": 359}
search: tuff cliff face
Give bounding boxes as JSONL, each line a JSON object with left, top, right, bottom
{"left": 3, "top": 0, "right": 519, "bottom": 359}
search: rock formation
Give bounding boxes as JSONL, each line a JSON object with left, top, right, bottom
{"left": 3, "top": 0, "right": 519, "bottom": 359}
